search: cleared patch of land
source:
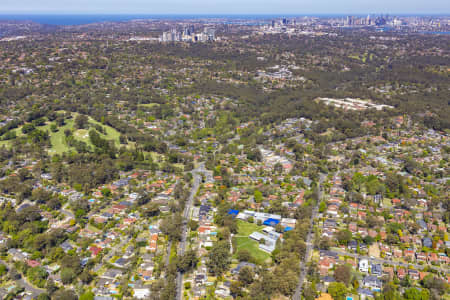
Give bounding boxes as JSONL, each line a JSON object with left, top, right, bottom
{"left": 233, "top": 220, "right": 271, "bottom": 264}
{"left": 1, "top": 112, "right": 125, "bottom": 155}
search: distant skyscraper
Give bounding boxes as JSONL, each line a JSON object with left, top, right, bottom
{"left": 366, "top": 15, "right": 371, "bottom": 25}
{"left": 204, "top": 27, "right": 216, "bottom": 41}
{"left": 160, "top": 26, "right": 215, "bottom": 43}
{"left": 375, "top": 17, "right": 386, "bottom": 26}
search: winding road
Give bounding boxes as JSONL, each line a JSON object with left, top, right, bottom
{"left": 61, "top": 203, "right": 75, "bottom": 219}
{"left": 0, "top": 259, "right": 44, "bottom": 298}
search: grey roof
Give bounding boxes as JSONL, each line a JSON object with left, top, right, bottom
{"left": 320, "top": 250, "right": 339, "bottom": 259}
{"left": 114, "top": 258, "right": 129, "bottom": 266}
{"left": 324, "top": 219, "right": 337, "bottom": 226}
{"left": 102, "top": 268, "right": 124, "bottom": 279}
{"left": 231, "top": 262, "right": 256, "bottom": 274}
{"left": 423, "top": 237, "right": 433, "bottom": 247}
{"left": 149, "top": 227, "right": 161, "bottom": 234}
{"left": 113, "top": 178, "right": 130, "bottom": 187}
{"left": 417, "top": 220, "right": 427, "bottom": 229}
{"left": 60, "top": 240, "right": 73, "bottom": 252}
{"left": 363, "top": 275, "right": 382, "bottom": 286}
{"left": 371, "top": 264, "right": 382, "bottom": 274}
{"left": 95, "top": 297, "right": 114, "bottom": 300}
{"left": 357, "top": 288, "right": 374, "bottom": 296}
{"left": 322, "top": 276, "right": 335, "bottom": 283}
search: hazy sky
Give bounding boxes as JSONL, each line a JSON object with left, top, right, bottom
{"left": 1, "top": 0, "right": 449, "bottom": 14}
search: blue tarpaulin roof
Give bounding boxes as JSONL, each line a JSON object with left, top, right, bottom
{"left": 263, "top": 218, "right": 280, "bottom": 226}
{"left": 284, "top": 226, "right": 293, "bottom": 232}
{"left": 228, "top": 209, "right": 239, "bottom": 216}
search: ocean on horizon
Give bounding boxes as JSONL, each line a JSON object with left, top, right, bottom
{"left": 0, "top": 13, "right": 448, "bottom": 28}
{"left": 0, "top": 14, "right": 303, "bottom": 26}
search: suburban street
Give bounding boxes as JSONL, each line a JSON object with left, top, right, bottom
{"left": 176, "top": 162, "right": 206, "bottom": 300}
{"left": 0, "top": 259, "right": 44, "bottom": 298}
{"left": 165, "top": 240, "right": 172, "bottom": 268}
{"left": 328, "top": 248, "right": 449, "bottom": 273}
{"left": 293, "top": 173, "right": 325, "bottom": 300}
{"left": 0, "top": 10, "right": 448, "bottom": 300}
{"left": 61, "top": 203, "right": 75, "bottom": 219}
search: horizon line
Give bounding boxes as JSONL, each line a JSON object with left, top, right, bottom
{"left": 1, "top": 12, "right": 449, "bottom": 16}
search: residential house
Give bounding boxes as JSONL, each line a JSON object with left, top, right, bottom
{"left": 423, "top": 237, "right": 433, "bottom": 248}
{"left": 397, "top": 268, "right": 406, "bottom": 280}
{"left": 89, "top": 246, "right": 102, "bottom": 257}
{"left": 133, "top": 288, "right": 150, "bottom": 299}
{"left": 60, "top": 240, "right": 73, "bottom": 253}
{"left": 371, "top": 264, "right": 382, "bottom": 276}
{"left": 416, "top": 252, "right": 427, "bottom": 262}
{"left": 215, "top": 285, "right": 230, "bottom": 298}
{"left": 363, "top": 275, "right": 382, "bottom": 291}
{"left": 8, "top": 248, "right": 28, "bottom": 261}
{"left": 357, "top": 288, "right": 374, "bottom": 300}
{"left": 319, "top": 257, "right": 335, "bottom": 276}
{"left": 359, "top": 259, "right": 369, "bottom": 273}
{"left": 408, "top": 269, "right": 420, "bottom": 280}
{"left": 102, "top": 268, "right": 125, "bottom": 281}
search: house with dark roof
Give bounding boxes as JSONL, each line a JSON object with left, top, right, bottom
{"left": 322, "top": 276, "right": 335, "bottom": 285}
{"left": 363, "top": 275, "right": 382, "bottom": 291}
{"left": 422, "top": 237, "right": 433, "bottom": 248}
{"left": 102, "top": 268, "right": 125, "bottom": 280}
{"left": 8, "top": 248, "right": 29, "bottom": 261}
{"left": 323, "top": 219, "right": 337, "bottom": 229}
{"left": 113, "top": 257, "right": 130, "bottom": 268}
{"left": 60, "top": 240, "right": 73, "bottom": 253}
{"left": 357, "top": 288, "right": 374, "bottom": 299}
{"left": 371, "top": 264, "right": 382, "bottom": 276}
{"left": 94, "top": 297, "right": 114, "bottom": 300}
{"left": 348, "top": 240, "right": 358, "bottom": 252}
{"left": 417, "top": 220, "right": 427, "bottom": 231}
{"left": 113, "top": 178, "right": 130, "bottom": 187}
{"left": 408, "top": 269, "right": 420, "bottom": 280}
{"left": 320, "top": 250, "right": 339, "bottom": 260}
{"left": 195, "top": 274, "right": 207, "bottom": 284}
{"left": 231, "top": 262, "right": 256, "bottom": 275}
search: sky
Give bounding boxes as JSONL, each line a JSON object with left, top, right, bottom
{"left": 1, "top": 0, "right": 449, "bottom": 15}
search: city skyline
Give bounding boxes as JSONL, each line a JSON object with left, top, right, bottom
{"left": 1, "top": 0, "right": 449, "bottom": 15}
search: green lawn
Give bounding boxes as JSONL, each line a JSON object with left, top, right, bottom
{"left": 0, "top": 140, "right": 11, "bottom": 147}
{"left": 173, "top": 163, "right": 185, "bottom": 171}
{"left": 138, "top": 103, "right": 160, "bottom": 108}
{"left": 88, "top": 116, "right": 122, "bottom": 146}
{"left": 87, "top": 224, "right": 101, "bottom": 233}
{"left": 48, "top": 119, "right": 74, "bottom": 155}
{"left": 382, "top": 198, "right": 392, "bottom": 208}
{"left": 233, "top": 220, "right": 271, "bottom": 265}
{"left": 236, "top": 219, "right": 263, "bottom": 236}
{"left": 233, "top": 236, "right": 271, "bottom": 265}
{"left": 2, "top": 112, "right": 126, "bottom": 155}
